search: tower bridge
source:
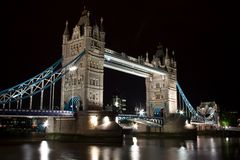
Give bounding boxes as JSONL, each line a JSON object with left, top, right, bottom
{"left": 0, "top": 8, "right": 217, "bottom": 138}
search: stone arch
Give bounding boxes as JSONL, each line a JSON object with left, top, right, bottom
{"left": 64, "top": 96, "right": 81, "bottom": 112}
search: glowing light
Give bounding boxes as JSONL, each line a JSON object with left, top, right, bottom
{"left": 43, "top": 120, "right": 49, "bottom": 127}
{"left": 131, "top": 137, "right": 139, "bottom": 160}
{"left": 139, "top": 109, "right": 144, "bottom": 116}
{"left": 90, "top": 115, "right": 98, "bottom": 127}
{"left": 39, "top": 141, "right": 50, "bottom": 160}
{"left": 69, "top": 66, "right": 77, "bottom": 71}
{"left": 133, "top": 137, "right": 137, "bottom": 145}
{"left": 184, "top": 120, "right": 195, "bottom": 129}
{"left": 179, "top": 110, "right": 184, "bottom": 115}
{"left": 115, "top": 101, "right": 119, "bottom": 107}
{"left": 226, "top": 137, "right": 229, "bottom": 142}
{"left": 106, "top": 57, "right": 111, "bottom": 61}
{"left": 90, "top": 146, "right": 100, "bottom": 160}
{"left": 178, "top": 145, "right": 187, "bottom": 160}
{"left": 115, "top": 117, "right": 119, "bottom": 123}
{"left": 103, "top": 116, "right": 110, "bottom": 125}
{"left": 133, "top": 123, "right": 138, "bottom": 130}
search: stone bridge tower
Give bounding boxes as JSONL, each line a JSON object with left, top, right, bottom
{"left": 145, "top": 43, "right": 177, "bottom": 117}
{"left": 61, "top": 8, "right": 105, "bottom": 111}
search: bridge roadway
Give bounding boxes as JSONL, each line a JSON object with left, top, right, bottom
{"left": 0, "top": 108, "right": 74, "bottom": 117}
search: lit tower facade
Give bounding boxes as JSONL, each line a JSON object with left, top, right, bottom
{"left": 145, "top": 43, "right": 177, "bottom": 117}
{"left": 61, "top": 8, "right": 105, "bottom": 111}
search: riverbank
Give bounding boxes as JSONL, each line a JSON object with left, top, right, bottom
{"left": 46, "top": 133, "right": 123, "bottom": 144}
{"left": 197, "top": 130, "right": 240, "bottom": 137}
{"left": 131, "top": 132, "right": 196, "bottom": 139}
{"left": 0, "top": 129, "right": 239, "bottom": 144}
{"left": 0, "top": 132, "right": 123, "bottom": 144}
{"left": 124, "top": 128, "right": 240, "bottom": 139}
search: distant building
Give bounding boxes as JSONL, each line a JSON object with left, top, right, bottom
{"left": 105, "top": 95, "right": 127, "bottom": 113}
{"left": 134, "top": 103, "right": 147, "bottom": 116}
{"left": 112, "top": 95, "right": 127, "bottom": 113}
{"left": 220, "top": 110, "right": 239, "bottom": 127}
{"left": 195, "top": 101, "right": 220, "bottom": 130}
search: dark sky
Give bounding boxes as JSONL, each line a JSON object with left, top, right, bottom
{"left": 0, "top": 0, "right": 239, "bottom": 112}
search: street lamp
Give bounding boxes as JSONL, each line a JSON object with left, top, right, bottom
{"left": 139, "top": 109, "right": 145, "bottom": 117}
{"left": 69, "top": 65, "right": 77, "bottom": 111}
{"left": 69, "top": 65, "right": 77, "bottom": 71}
{"left": 179, "top": 110, "right": 184, "bottom": 115}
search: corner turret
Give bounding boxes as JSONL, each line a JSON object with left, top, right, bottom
{"left": 63, "top": 21, "right": 70, "bottom": 44}
{"left": 99, "top": 17, "right": 105, "bottom": 42}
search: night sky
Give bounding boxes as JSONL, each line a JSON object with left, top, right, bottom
{"left": 0, "top": 0, "right": 239, "bottom": 112}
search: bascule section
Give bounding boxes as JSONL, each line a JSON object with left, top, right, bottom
{"left": 104, "top": 43, "right": 177, "bottom": 118}
{"left": 61, "top": 8, "right": 105, "bottom": 111}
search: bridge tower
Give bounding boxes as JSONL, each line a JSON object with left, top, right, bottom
{"left": 145, "top": 43, "right": 177, "bottom": 117}
{"left": 61, "top": 8, "right": 105, "bottom": 111}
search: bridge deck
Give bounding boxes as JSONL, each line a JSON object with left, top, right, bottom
{"left": 0, "top": 109, "right": 74, "bottom": 117}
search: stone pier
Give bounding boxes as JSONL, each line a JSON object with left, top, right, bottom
{"left": 46, "top": 111, "right": 123, "bottom": 143}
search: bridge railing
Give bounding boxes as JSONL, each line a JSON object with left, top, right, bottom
{"left": 0, "top": 109, "right": 74, "bottom": 117}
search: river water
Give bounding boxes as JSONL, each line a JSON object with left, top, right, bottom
{"left": 0, "top": 136, "right": 239, "bottom": 160}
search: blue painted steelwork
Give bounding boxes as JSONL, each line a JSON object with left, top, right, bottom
{"left": 64, "top": 96, "right": 80, "bottom": 112}
{"left": 153, "top": 107, "right": 163, "bottom": 117}
{"left": 0, "top": 58, "right": 62, "bottom": 95}
{"left": 176, "top": 81, "right": 204, "bottom": 122}
{"left": 0, "top": 50, "right": 85, "bottom": 106}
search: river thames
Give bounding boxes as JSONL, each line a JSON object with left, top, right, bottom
{"left": 0, "top": 136, "right": 239, "bottom": 160}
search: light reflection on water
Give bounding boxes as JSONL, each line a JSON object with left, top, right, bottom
{"left": 22, "top": 144, "right": 33, "bottom": 160}
{"left": 39, "top": 141, "right": 50, "bottom": 160}
{"left": 89, "top": 146, "right": 100, "bottom": 160}
{"left": 131, "top": 137, "right": 139, "bottom": 160}
{"left": 0, "top": 136, "right": 239, "bottom": 160}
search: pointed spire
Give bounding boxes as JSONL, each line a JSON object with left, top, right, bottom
{"left": 171, "top": 50, "right": 176, "bottom": 61}
{"left": 155, "top": 42, "right": 164, "bottom": 58}
{"left": 165, "top": 48, "right": 169, "bottom": 59}
{"left": 77, "top": 6, "right": 90, "bottom": 26}
{"left": 63, "top": 21, "right": 69, "bottom": 35}
{"left": 82, "top": 5, "right": 87, "bottom": 15}
{"left": 146, "top": 52, "right": 149, "bottom": 63}
{"left": 100, "top": 17, "right": 104, "bottom": 32}
{"left": 87, "top": 11, "right": 90, "bottom": 17}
